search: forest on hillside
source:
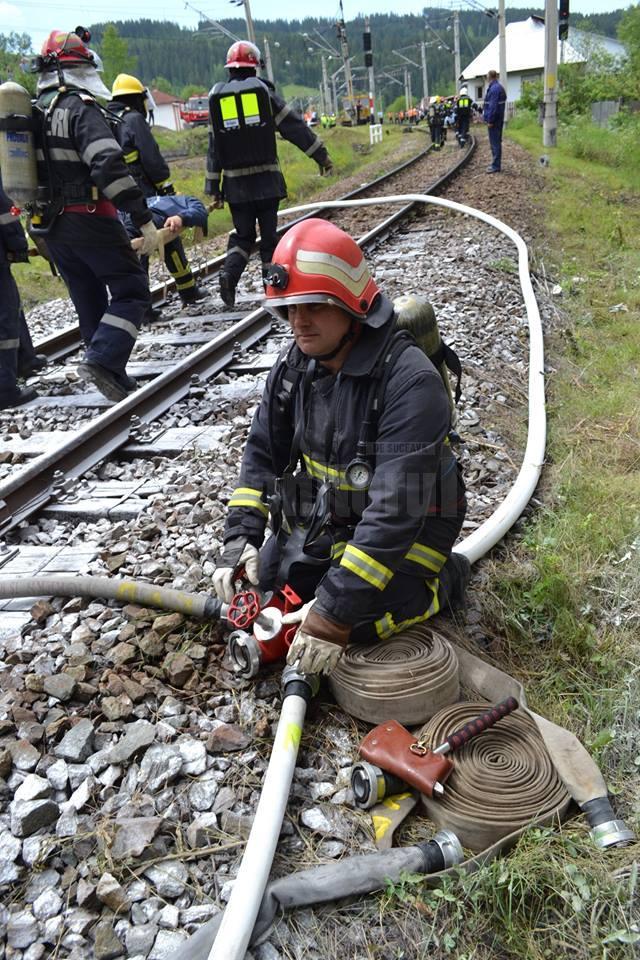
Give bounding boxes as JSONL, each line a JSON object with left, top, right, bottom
{"left": 87, "top": 8, "right": 626, "bottom": 105}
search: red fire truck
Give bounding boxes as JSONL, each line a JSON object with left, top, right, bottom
{"left": 180, "top": 95, "right": 209, "bottom": 127}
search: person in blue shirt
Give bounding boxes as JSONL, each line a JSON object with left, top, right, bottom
{"left": 483, "top": 70, "right": 507, "bottom": 173}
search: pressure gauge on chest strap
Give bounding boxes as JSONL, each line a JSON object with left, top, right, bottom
{"left": 345, "top": 457, "right": 373, "bottom": 490}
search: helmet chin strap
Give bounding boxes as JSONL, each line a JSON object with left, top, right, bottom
{"left": 311, "top": 318, "right": 358, "bottom": 362}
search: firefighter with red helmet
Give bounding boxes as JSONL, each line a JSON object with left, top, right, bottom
{"left": 205, "top": 41, "right": 333, "bottom": 309}
{"left": 212, "top": 219, "right": 468, "bottom": 676}
{"left": 109, "top": 73, "right": 207, "bottom": 309}
{"left": 31, "top": 31, "right": 160, "bottom": 402}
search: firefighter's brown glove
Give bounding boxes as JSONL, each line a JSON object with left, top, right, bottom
{"left": 138, "top": 220, "right": 161, "bottom": 257}
{"left": 283, "top": 599, "right": 351, "bottom": 676}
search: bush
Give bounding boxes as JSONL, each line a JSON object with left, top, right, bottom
{"left": 563, "top": 114, "right": 640, "bottom": 168}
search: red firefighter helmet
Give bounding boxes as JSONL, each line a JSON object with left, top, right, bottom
{"left": 40, "top": 30, "right": 95, "bottom": 67}
{"left": 264, "top": 219, "right": 381, "bottom": 322}
{"left": 225, "top": 40, "right": 261, "bottom": 69}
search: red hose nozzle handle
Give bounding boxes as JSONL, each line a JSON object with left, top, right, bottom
{"left": 434, "top": 697, "right": 519, "bottom": 755}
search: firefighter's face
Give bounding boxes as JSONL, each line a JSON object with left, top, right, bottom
{"left": 287, "top": 302, "right": 352, "bottom": 357}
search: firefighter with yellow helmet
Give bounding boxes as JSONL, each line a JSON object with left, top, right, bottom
{"left": 205, "top": 41, "right": 333, "bottom": 309}
{"left": 212, "top": 219, "right": 468, "bottom": 676}
{"left": 110, "top": 73, "right": 207, "bottom": 309}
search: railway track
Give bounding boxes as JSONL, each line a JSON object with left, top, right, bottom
{"left": 0, "top": 138, "right": 475, "bottom": 536}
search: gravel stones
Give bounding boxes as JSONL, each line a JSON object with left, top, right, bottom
{"left": 11, "top": 798, "right": 59, "bottom": 837}
{"left": 110, "top": 817, "right": 163, "bottom": 861}
{"left": 143, "top": 860, "right": 189, "bottom": 898}
{"left": 206, "top": 721, "right": 250, "bottom": 753}
{"left": 96, "top": 872, "right": 130, "bottom": 913}
{"left": 55, "top": 718, "right": 95, "bottom": 761}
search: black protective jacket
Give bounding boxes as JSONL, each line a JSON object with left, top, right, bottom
{"left": 34, "top": 87, "right": 151, "bottom": 240}
{"left": 224, "top": 296, "right": 466, "bottom": 626}
{"left": 0, "top": 179, "right": 28, "bottom": 264}
{"left": 109, "top": 102, "right": 173, "bottom": 198}
{"left": 205, "top": 75, "right": 330, "bottom": 204}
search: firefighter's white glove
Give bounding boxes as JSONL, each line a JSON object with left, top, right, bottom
{"left": 138, "top": 219, "right": 161, "bottom": 257}
{"left": 283, "top": 599, "right": 350, "bottom": 676}
{"left": 212, "top": 538, "right": 260, "bottom": 603}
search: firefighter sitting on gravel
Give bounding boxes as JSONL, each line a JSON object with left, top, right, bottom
{"left": 109, "top": 73, "right": 208, "bottom": 313}
{"left": 30, "top": 30, "right": 161, "bottom": 403}
{"left": 204, "top": 41, "right": 333, "bottom": 310}
{"left": 212, "top": 219, "right": 469, "bottom": 676}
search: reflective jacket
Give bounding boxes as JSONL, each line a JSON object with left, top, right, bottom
{"left": 224, "top": 296, "right": 466, "bottom": 627}
{"left": 0, "top": 178, "right": 28, "bottom": 265}
{"left": 205, "top": 75, "right": 330, "bottom": 204}
{"left": 34, "top": 87, "right": 151, "bottom": 235}
{"left": 109, "top": 102, "right": 173, "bottom": 197}
{"left": 483, "top": 80, "right": 506, "bottom": 126}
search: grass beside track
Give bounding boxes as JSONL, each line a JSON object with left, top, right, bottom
{"left": 14, "top": 123, "right": 422, "bottom": 310}
{"left": 392, "top": 116, "right": 639, "bottom": 960}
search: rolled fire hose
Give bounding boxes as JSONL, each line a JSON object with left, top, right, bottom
{"left": 0, "top": 575, "right": 223, "bottom": 620}
{"left": 418, "top": 701, "right": 571, "bottom": 852}
{"left": 329, "top": 625, "right": 459, "bottom": 725}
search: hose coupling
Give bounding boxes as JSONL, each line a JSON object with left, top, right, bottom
{"left": 281, "top": 664, "right": 320, "bottom": 701}
{"left": 581, "top": 796, "right": 636, "bottom": 849}
{"left": 351, "top": 762, "right": 409, "bottom": 809}
{"left": 228, "top": 629, "right": 261, "bottom": 678}
{"left": 417, "top": 828, "right": 464, "bottom": 873}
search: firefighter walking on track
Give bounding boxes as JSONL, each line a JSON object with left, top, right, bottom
{"left": 109, "top": 73, "right": 207, "bottom": 309}
{"left": 31, "top": 30, "right": 161, "bottom": 402}
{"left": 205, "top": 41, "right": 333, "bottom": 309}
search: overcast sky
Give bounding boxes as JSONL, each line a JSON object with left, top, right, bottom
{"left": 0, "top": 0, "right": 628, "bottom": 51}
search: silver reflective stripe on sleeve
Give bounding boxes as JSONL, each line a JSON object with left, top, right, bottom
{"left": 223, "top": 163, "right": 280, "bottom": 178}
{"left": 227, "top": 245, "right": 250, "bottom": 261}
{"left": 82, "top": 138, "right": 122, "bottom": 165}
{"left": 102, "top": 175, "right": 138, "bottom": 199}
{"left": 0, "top": 338, "right": 20, "bottom": 350}
{"left": 48, "top": 147, "right": 82, "bottom": 162}
{"left": 275, "top": 104, "right": 293, "bottom": 125}
{"left": 0, "top": 213, "right": 16, "bottom": 225}
{"left": 305, "top": 138, "right": 323, "bottom": 157}
{"left": 101, "top": 314, "right": 139, "bottom": 341}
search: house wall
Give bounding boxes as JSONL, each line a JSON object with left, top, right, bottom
{"left": 468, "top": 68, "right": 544, "bottom": 105}
{"left": 153, "top": 103, "right": 184, "bottom": 131}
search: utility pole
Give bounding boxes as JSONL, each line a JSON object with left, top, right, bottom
{"left": 364, "top": 17, "right": 375, "bottom": 123}
{"left": 321, "top": 55, "right": 331, "bottom": 115}
{"left": 242, "top": 0, "right": 256, "bottom": 45}
{"left": 263, "top": 36, "right": 274, "bottom": 83}
{"left": 337, "top": 2, "right": 355, "bottom": 122}
{"left": 403, "top": 67, "right": 410, "bottom": 111}
{"left": 498, "top": 0, "right": 507, "bottom": 103}
{"left": 453, "top": 11, "right": 461, "bottom": 87}
{"left": 543, "top": 0, "right": 558, "bottom": 145}
{"left": 420, "top": 41, "right": 429, "bottom": 103}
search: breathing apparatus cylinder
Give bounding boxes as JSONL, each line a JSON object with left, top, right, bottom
{"left": 0, "top": 81, "right": 38, "bottom": 205}
{"left": 394, "top": 293, "right": 458, "bottom": 425}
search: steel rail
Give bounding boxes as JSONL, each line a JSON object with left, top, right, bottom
{"left": 0, "top": 309, "right": 271, "bottom": 532}
{"left": 0, "top": 138, "right": 476, "bottom": 535}
{"left": 32, "top": 137, "right": 438, "bottom": 362}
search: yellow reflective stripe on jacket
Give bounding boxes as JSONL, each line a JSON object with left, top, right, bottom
{"left": 331, "top": 541, "right": 346, "bottom": 560}
{"left": 220, "top": 95, "right": 240, "bottom": 128}
{"left": 241, "top": 92, "right": 260, "bottom": 125}
{"left": 302, "top": 453, "right": 361, "bottom": 492}
{"left": 341, "top": 545, "right": 392, "bottom": 591}
{"left": 123, "top": 149, "right": 139, "bottom": 164}
{"left": 404, "top": 541, "right": 447, "bottom": 574}
{"left": 374, "top": 580, "right": 440, "bottom": 639}
{"left": 228, "top": 486, "right": 269, "bottom": 517}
